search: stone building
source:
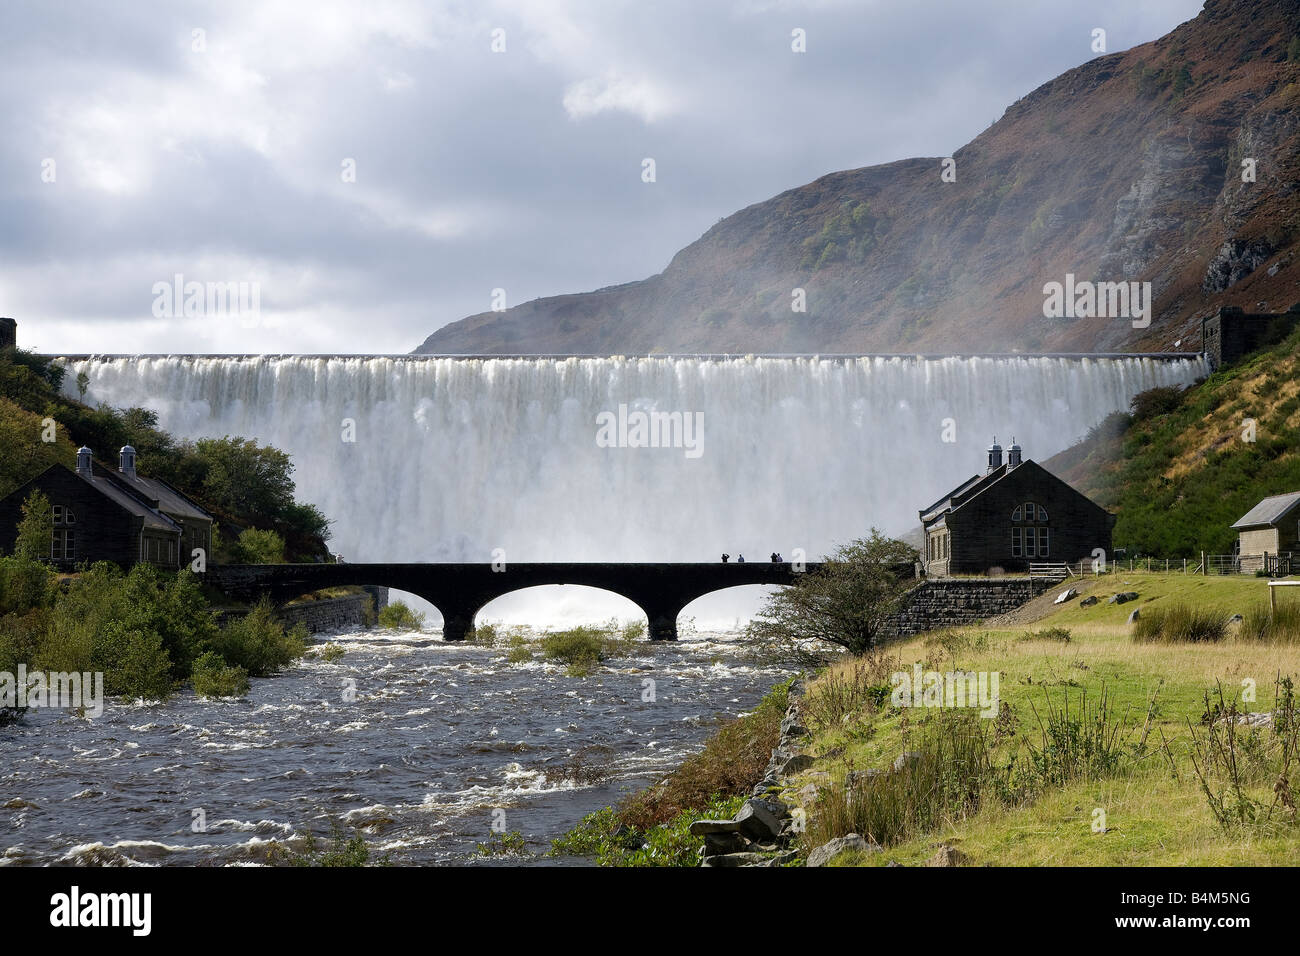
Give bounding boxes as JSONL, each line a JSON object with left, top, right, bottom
{"left": 1231, "top": 492, "right": 1299, "bottom": 573}
{"left": 919, "top": 439, "right": 1115, "bottom": 576}
{"left": 0, "top": 446, "right": 211, "bottom": 570}
{"left": 1201, "top": 303, "right": 1300, "bottom": 370}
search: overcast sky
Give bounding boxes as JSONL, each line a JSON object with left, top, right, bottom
{"left": 0, "top": 0, "right": 1205, "bottom": 354}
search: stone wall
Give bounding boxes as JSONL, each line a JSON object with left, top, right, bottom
{"left": 879, "top": 577, "right": 1054, "bottom": 638}
{"left": 218, "top": 588, "right": 386, "bottom": 635}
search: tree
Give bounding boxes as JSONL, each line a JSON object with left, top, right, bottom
{"left": 235, "top": 528, "right": 286, "bottom": 564}
{"left": 75, "top": 371, "right": 89, "bottom": 400}
{"left": 14, "top": 489, "right": 53, "bottom": 561}
{"left": 745, "top": 530, "right": 919, "bottom": 665}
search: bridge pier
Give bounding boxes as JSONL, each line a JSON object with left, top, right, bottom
{"left": 441, "top": 611, "right": 476, "bottom": 642}
{"left": 645, "top": 606, "right": 680, "bottom": 642}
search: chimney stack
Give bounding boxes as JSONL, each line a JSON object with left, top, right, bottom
{"left": 76, "top": 446, "right": 93, "bottom": 477}
{"left": 119, "top": 445, "right": 137, "bottom": 477}
{"left": 986, "top": 437, "right": 1003, "bottom": 474}
{"left": 1007, "top": 438, "right": 1022, "bottom": 469}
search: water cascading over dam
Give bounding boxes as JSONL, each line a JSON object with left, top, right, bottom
{"left": 60, "top": 354, "right": 1205, "bottom": 623}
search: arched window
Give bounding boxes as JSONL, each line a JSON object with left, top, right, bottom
{"left": 51, "top": 505, "right": 76, "bottom": 560}
{"left": 1011, "top": 501, "right": 1050, "bottom": 558}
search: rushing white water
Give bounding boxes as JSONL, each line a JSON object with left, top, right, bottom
{"left": 61, "top": 354, "right": 1203, "bottom": 621}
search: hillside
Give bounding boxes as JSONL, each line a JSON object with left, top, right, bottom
{"left": 1043, "top": 321, "right": 1300, "bottom": 556}
{"left": 418, "top": 0, "right": 1300, "bottom": 356}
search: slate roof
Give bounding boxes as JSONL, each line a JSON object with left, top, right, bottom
{"left": 1231, "top": 492, "right": 1300, "bottom": 530}
{"left": 93, "top": 463, "right": 211, "bottom": 522}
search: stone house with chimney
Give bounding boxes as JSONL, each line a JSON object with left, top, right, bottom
{"left": 919, "top": 439, "right": 1115, "bottom": 576}
{"left": 0, "top": 446, "right": 212, "bottom": 570}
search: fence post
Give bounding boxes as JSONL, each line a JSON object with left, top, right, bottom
{"left": 1201, "top": 551, "right": 1206, "bottom": 575}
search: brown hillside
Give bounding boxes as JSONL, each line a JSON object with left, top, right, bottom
{"left": 417, "top": 0, "right": 1300, "bottom": 356}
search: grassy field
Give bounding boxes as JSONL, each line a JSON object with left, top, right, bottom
{"left": 790, "top": 572, "right": 1300, "bottom": 866}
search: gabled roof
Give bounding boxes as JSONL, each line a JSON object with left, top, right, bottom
{"left": 920, "top": 465, "right": 1006, "bottom": 522}
{"left": 93, "top": 463, "right": 211, "bottom": 522}
{"left": 921, "top": 459, "right": 1110, "bottom": 525}
{"left": 8, "top": 463, "right": 181, "bottom": 533}
{"left": 1231, "top": 492, "right": 1300, "bottom": 530}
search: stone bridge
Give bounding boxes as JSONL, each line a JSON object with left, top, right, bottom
{"left": 207, "top": 561, "right": 830, "bottom": 641}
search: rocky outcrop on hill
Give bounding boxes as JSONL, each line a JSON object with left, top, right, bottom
{"left": 418, "top": 0, "right": 1300, "bottom": 357}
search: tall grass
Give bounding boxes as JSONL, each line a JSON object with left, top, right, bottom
{"left": 1241, "top": 602, "right": 1300, "bottom": 644}
{"left": 1132, "top": 603, "right": 1228, "bottom": 643}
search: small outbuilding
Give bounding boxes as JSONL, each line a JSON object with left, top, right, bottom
{"left": 1231, "top": 491, "right": 1300, "bottom": 573}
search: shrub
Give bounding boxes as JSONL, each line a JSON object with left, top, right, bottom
{"left": 379, "top": 601, "right": 425, "bottom": 631}
{"left": 505, "top": 634, "right": 533, "bottom": 663}
{"left": 234, "top": 528, "right": 286, "bottom": 564}
{"left": 269, "top": 818, "right": 389, "bottom": 867}
{"left": 206, "top": 598, "right": 307, "bottom": 676}
{"left": 191, "top": 650, "right": 250, "bottom": 698}
{"left": 96, "top": 621, "right": 174, "bottom": 701}
{"left": 319, "top": 642, "right": 345, "bottom": 662}
{"left": 540, "top": 626, "right": 611, "bottom": 676}
{"left": 1132, "top": 603, "right": 1227, "bottom": 643}
{"left": 13, "top": 490, "right": 53, "bottom": 561}
{"left": 0, "top": 554, "right": 56, "bottom": 614}
{"left": 803, "top": 654, "right": 899, "bottom": 731}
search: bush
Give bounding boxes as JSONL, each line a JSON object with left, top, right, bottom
{"left": 1132, "top": 603, "right": 1228, "bottom": 643}
{"left": 540, "top": 626, "right": 611, "bottom": 676}
{"left": 233, "top": 528, "right": 286, "bottom": 564}
{"left": 0, "top": 555, "right": 57, "bottom": 614}
{"left": 378, "top": 601, "right": 425, "bottom": 631}
{"left": 206, "top": 598, "right": 307, "bottom": 676}
{"left": 96, "top": 621, "right": 174, "bottom": 701}
{"left": 319, "top": 642, "right": 345, "bottom": 662}
{"left": 191, "top": 650, "right": 250, "bottom": 698}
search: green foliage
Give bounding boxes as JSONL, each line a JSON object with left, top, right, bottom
{"left": 0, "top": 396, "right": 77, "bottom": 499}
{"left": 318, "top": 642, "right": 345, "bottom": 662}
{"left": 746, "top": 530, "right": 918, "bottom": 660}
{"left": 269, "top": 818, "right": 389, "bottom": 867}
{"left": 553, "top": 794, "right": 746, "bottom": 867}
{"left": 205, "top": 597, "right": 307, "bottom": 676}
{"left": 540, "top": 625, "right": 613, "bottom": 676}
{"left": 0, "top": 554, "right": 56, "bottom": 615}
{"left": 476, "top": 830, "right": 529, "bottom": 856}
{"left": 95, "top": 621, "right": 174, "bottom": 700}
{"left": 14, "top": 489, "right": 53, "bottom": 561}
{"left": 378, "top": 601, "right": 425, "bottom": 630}
{"left": 1129, "top": 385, "right": 1184, "bottom": 420}
{"left": 1241, "top": 602, "right": 1300, "bottom": 644}
{"left": 191, "top": 650, "right": 250, "bottom": 697}
{"left": 233, "top": 527, "right": 286, "bottom": 564}
{"left": 1288, "top": 35, "right": 1300, "bottom": 63}
{"left": 801, "top": 201, "right": 879, "bottom": 270}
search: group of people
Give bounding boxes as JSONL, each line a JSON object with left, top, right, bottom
{"left": 720, "top": 552, "right": 784, "bottom": 563}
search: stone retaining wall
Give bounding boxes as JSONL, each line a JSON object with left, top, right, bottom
{"left": 879, "top": 577, "right": 1054, "bottom": 638}
{"left": 218, "top": 587, "right": 388, "bottom": 635}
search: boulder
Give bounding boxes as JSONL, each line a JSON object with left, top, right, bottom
{"left": 925, "top": 844, "right": 970, "bottom": 867}
{"left": 807, "top": 833, "right": 879, "bottom": 867}
{"left": 1079, "top": 596, "right": 1099, "bottom": 607}
{"left": 1054, "top": 588, "right": 1078, "bottom": 605}
{"left": 689, "top": 818, "right": 743, "bottom": 836}
{"left": 701, "top": 851, "right": 778, "bottom": 867}
{"left": 780, "top": 714, "right": 809, "bottom": 737}
{"left": 775, "top": 751, "right": 815, "bottom": 775}
{"left": 703, "top": 831, "right": 750, "bottom": 856}
{"left": 1127, "top": 609, "right": 1140, "bottom": 625}
{"left": 734, "top": 798, "right": 788, "bottom": 841}
{"left": 1108, "top": 591, "right": 1139, "bottom": 605}
{"left": 844, "top": 769, "right": 882, "bottom": 790}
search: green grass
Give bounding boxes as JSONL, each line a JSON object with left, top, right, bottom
{"left": 787, "top": 572, "right": 1300, "bottom": 865}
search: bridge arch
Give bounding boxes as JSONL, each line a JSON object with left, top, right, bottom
{"left": 678, "top": 583, "right": 784, "bottom": 633}
{"left": 475, "top": 585, "right": 648, "bottom": 635}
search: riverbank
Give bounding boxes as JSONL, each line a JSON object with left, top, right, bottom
{"left": 560, "top": 572, "right": 1300, "bottom": 866}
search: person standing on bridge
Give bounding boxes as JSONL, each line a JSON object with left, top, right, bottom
{"left": 721, "top": 553, "right": 730, "bottom": 563}
{"left": 737, "top": 554, "right": 745, "bottom": 563}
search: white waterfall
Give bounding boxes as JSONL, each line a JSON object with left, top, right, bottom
{"left": 60, "top": 354, "right": 1205, "bottom": 625}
